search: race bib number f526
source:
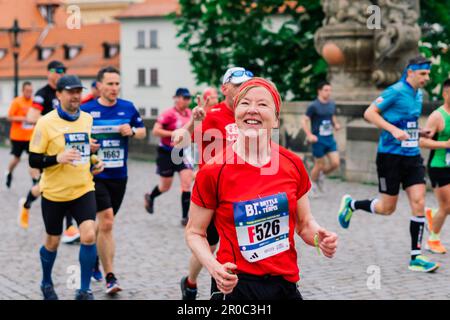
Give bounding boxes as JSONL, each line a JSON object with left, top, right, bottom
{"left": 64, "top": 133, "right": 90, "bottom": 165}
{"left": 233, "top": 193, "right": 290, "bottom": 263}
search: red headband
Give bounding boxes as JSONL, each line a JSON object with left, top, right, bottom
{"left": 233, "top": 78, "right": 282, "bottom": 114}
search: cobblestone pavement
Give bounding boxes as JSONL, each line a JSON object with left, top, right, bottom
{"left": 0, "top": 147, "right": 449, "bottom": 300}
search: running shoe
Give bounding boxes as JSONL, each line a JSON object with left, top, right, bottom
{"left": 426, "top": 240, "right": 447, "bottom": 254}
{"left": 41, "top": 283, "right": 58, "bottom": 300}
{"left": 18, "top": 197, "right": 29, "bottom": 229}
{"left": 338, "top": 194, "right": 353, "bottom": 229}
{"left": 317, "top": 172, "right": 325, "bottom": 192}
{"left": 180, "top": 276, "right": 197, "bottom": 300}
{"left": 144, "top": 193, "right": 154, "bottom": 214}
{"left": 425, "top": 207, "right": 437, "bottom": 232}
{"left": 105, "top": 273, "right": 122, "bottom": 295}
{"left": 92, "top": 257, "right": 103, "bottom": 282}
{"left": 309, "top": 183, "right": 320, "bottom": 199}
{"left": 408, "top": 255, "right": 440, "bottom": 272}
{"left": 75, "top": 289, "right": 94, "bottom": 300}
{"left": 5, "top": 171, "right": 12, "bottom": 189}
{"left": 61, "top": 226, "right": 81, "bottom": 244}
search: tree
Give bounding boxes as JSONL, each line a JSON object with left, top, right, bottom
{"left": 419, "top": 0, "right": 450, "bottom": 100}
{"left": 172, "top": 0, "right": 326, "bottom": 101}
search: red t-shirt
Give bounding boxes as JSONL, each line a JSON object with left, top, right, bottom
{"left": 191, "top": 143, "right": 311, "bottom": 283}
{"left": 193, "top": 101, "right": 238, "bottom": 167}
{"left": 157, "top": 106, "right": 192, "bottom": 147}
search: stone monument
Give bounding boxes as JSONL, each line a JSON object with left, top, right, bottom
{"left": 314, "top": 0, "right": 422, "bottom": 102}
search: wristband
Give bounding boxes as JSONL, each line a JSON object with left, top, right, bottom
{"left": 314, "top": 233, "right": 322, "bottom": 256}
{"left": 131, "top": 127, "right": 136, "bottom": 137}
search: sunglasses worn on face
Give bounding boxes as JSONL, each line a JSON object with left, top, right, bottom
{"left": 50, "top": 68, "right": 66, "bottom": 74}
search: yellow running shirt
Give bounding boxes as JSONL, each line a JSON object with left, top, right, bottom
{"left": 29, "top": 110, "right": 95, "bottom": 202}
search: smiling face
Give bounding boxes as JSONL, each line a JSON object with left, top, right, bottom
{"left": 234, "top": 86, "right": 278, "bottom": 138}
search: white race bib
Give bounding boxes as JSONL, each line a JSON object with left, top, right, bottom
{"left": 401, "top": 121, "right": 419, "bottom": 148}
{"left": 319, "top": 120, "right": 333, "bottom": 136}
{"left": 233, "top": 193, "right": 290, "bottom": 263}
{"left": 64, "top": 133, "right": 90, "bottom": 165}
{"left": 446, "top": 149, "right": 450, "bottom": 167}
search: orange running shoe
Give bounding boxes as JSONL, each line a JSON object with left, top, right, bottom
{"left": 425, "top": 207, "right": 436, "bottom": 232}
{"left": 61, "top": 226, "right": 80, "bottom": 244}
{"left": 18, "top": 198, "right": 29, "bottom": 229}
{"left": 426, "top": 239, "right": 447, "bottom": 254}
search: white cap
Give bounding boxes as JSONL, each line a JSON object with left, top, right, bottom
{"left": 222, "top": 67, "right": 253, "bottom": 85}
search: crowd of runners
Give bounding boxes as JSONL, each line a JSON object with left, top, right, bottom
{"left": 3, "top": 55, "right": 450, "bottom": 300}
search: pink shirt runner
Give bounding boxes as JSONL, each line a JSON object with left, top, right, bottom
{"left": 157, "top": 106, "right": 192, "bottom": 148}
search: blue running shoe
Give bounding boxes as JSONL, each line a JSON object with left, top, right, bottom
{"left": 92, "top": 269, "right": 103, "bottom": 282}
{"left": 75, "top": 289, "right": 94, "bottom": 300}
{"left": 338, "top": 194, "right": 353, "bottom": 229}
{"left": 41, "top": 283, "right": 58, "bottom": 300}
{"left": 105, "top": 273, "right": 122, "bottom": 295}
{"left": 408, "top": 255, "right": 440, "bottom": 273}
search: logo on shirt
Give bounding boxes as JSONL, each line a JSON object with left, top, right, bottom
{"left": 90, "top": 111, "right": 101, "bottom": 118}
{"left": 117, "top": 112, "right": 125, "bottom": 116}
{"left": 225, "top": 123, "right": 238, "bottom": 142}
{"left": 375, "top": 97, "right": 384, "bottom": 104}
{"left": 52, "top": 99, "right": 59, "bottom": 108}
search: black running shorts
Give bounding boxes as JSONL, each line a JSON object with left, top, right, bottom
{"left": 94, "top": 177, "right": 127, "bottom": 215}
{"left": 41, "top": 191, "right": 96, "bottom": 236}
{"left": 376, "top": 153, "right": 426, "bottom": 196}
{"left": 210, "top": 274, "right": 303, "bottom": 300}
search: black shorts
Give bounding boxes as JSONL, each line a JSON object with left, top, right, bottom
{"left": 156, "top": 146, "right": 193, "bottom": 178}
{"left": 10, "top": 140, "right": 29, "bottom": 158}
{"left": 94, "top": 178, "right": 127, "bottom": 215}
{"left": 211, "top": 274, "right": 302, "bottom": 300}
{"left": 41, "top": 191, "right": 96, "bottom": 236}
{"left": 376, "top": 153, "right": 426, "bottom": 196}
{"left": 207, "top": 221, "right": 219, "bottom": 246}
{"left": 428, "top": 167, "right": 450, "bottom": 189}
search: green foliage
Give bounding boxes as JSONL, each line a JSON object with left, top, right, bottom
{"left": 419, "top": 0, "right": 450, "bottom": 100}
{"left": 172, "top": 0, "right": 325, "bottom": 101}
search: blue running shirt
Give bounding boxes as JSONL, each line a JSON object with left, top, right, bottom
{"left": 373, "top": 80, "right": 423, "bottom": 156}
{"left": 81, "top": 98, "right": 144, "bottom": 179}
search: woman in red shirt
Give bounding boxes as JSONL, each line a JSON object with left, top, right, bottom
{"left": 186, "top": 78, "right": 338, "bottom": 300}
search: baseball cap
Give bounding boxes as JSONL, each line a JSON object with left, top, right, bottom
{"left": 174, "top": 87, "right": 192, "bottom": 98}
{"left": 47, "top": 60, "right": 67, "bottom": 72}
{"left": 222, "top": 67, "right": 254, "bottom": 85}
{"left": 56, "top": 75, "right": 85, "bottom": 91}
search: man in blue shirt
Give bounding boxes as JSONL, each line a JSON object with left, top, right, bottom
{"left": 337, "top": 56, "right": 439, "bottom": 272}
{"left": 302, "top": 81, "right": 341, "bottom": 195}
{"left": 81, "top": 66, "right": 146, "bottom": 294}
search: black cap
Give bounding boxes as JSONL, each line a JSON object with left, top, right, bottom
{"left": 174, "top": 87, "right": 191, "bottom": 98}
{"left": 56, "top": 75, "right": 85, "bottom": 91}
{"left": 47, "top": 60, "right": 67, "bottom": 71}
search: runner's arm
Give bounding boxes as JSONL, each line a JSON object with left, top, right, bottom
{"left": 364, "top": 104, "right": 409, "bottom": 141}
{"left": 186, "top": 202, "right": 238, "bottom": 294}
{"left": 29, "top": 152, "right": 58, "bottom": 169}
{"left": 26, "top": 107, "right": 42, "bottom": 124}
{"left": 419, "top": 111, "right": 448, "bottom": 149}
{"left": 332, "top": 115, "right": 341, "bottom": 130}
{"left": 152, "top": 122, "right": 173, "bottom": 138}
{"left": 7, "top": 100, "right": 26, "bottom": 122}
{"left": 132, "top": 127, "right": 146, "bottom": 139}
{"left": 301, "top": 115, "right": 313, "bottom": 138}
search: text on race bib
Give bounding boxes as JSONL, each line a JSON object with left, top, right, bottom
{"left": 319, "top": 120, "right": 333, "bottom": 136}
{"left": 98, "top": 139, "right": 125, "bottom": 168}
{"left": 233, "top": 193, "right": 290, "bottom": 263}
{"left": 401, "top": 121, "right": 419, "bottom": 148}
{"left": 64, "top": 133, "right": 90, "bottom": 165}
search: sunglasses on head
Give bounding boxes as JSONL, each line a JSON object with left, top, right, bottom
{"left": 50, "top": 68, "right": 66, "bottom": 74}
{"left": 226, "top": 70, "right": 254, "bottom": 83}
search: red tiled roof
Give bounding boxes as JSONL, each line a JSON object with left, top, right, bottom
{"left": 0, "top": 1, "right": 119, "bottom": 78}
{"left": 116, "top": 0, "right": 179, "bottom": 19}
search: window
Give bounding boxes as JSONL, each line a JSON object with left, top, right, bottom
{"left": 37, "top": 46, "right": 55, "bottom": 61}
{"left": 63, "top": 45, "right": 82, "bottom": 60}
{"left": 138, "top": 107, "right": 146, "bottom": 117}
{"left": 138, "top": 69, "right": 146, "bottom": 86}
{"left": 103, "top": 42, "right": 120, "bottom": 59}
{"left": 150, "top": 69, "right": 158, "bottom": 87}
{"left": 150, "top": 108, "right": 159, "bottom": 117}
{"left": 0, "top": 48, "right": 7, "bottom": 60}
{"left": 150, "top": 30, "right": 158, "bottom": 48}
{"left": 137, "top": 30, "right": 145, "bottom": 48}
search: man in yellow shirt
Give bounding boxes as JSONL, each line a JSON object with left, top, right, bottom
{"left": 5, "top": 82, "right": 39, "bottom": 189}
{"left": 29, "top": 75, "right": 103, "bottom": 300}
